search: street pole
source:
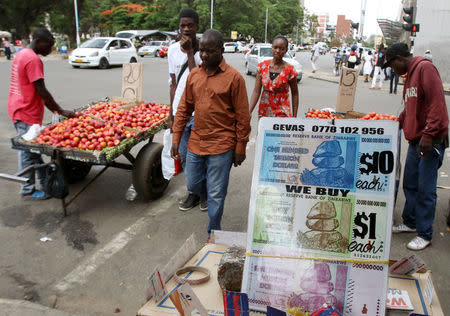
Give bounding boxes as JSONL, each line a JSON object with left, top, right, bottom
{"left": 210, "top": 0, "right": 214, "bottom": 29}
{"left": 264, "top": 7, "right": 268, "bottom": 43}
{"left": 74, "top": 0, "right": 80, "bottom": 47}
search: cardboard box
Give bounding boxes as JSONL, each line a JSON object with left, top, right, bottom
{"left": 138, "top": 235, "right": 444, "bottom": 316}
{"left": 137, "top": 243, "right": 264, "bottom": 316}
{"left": 387, "top": 271, "right": 444, "bottom": 316}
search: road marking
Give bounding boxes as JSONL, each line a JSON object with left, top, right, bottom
{"left": 54, "top": 187, "right": 184, "bottom": 293}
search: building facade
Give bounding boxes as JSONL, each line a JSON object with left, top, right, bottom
{"left": 336, "top": 15, "right": 352, "bottom": 37}
{"left": 316, "top": 14, "right": 329, "bottom": 36}
{"left": 413, "top": 0, "right": 450, "bottom": 84}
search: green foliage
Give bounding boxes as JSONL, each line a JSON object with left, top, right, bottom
{"left": 1, "top": 0, "right": 304, "bottom": 44}
{"left": 0, "top": 0, "right": 53, "bottom": 39}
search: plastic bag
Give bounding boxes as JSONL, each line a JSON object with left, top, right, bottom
{"left": 43, "top": 162, "right": 69, "bottom": 199}
{"left": 22, "top": 124, "right": 44, "bottom": 141}
{"left": 161, "top": 129, "right": 182, "bottom": 180}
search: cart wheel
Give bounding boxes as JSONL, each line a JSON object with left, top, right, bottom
{"left": 60, "top": 159, "right": 92, "bottom": 184}
{"left": 132, "top": 143, "right": 169, "bottom": 200}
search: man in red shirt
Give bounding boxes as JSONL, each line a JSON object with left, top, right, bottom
{"left": 385, "top": 43, "right": 449, "bottom": 250}
{"left": 8, "top": 28, "right": 74, "bottom": 200}
{"left": 171, "top": 29, "right": 251, "bottom": 237}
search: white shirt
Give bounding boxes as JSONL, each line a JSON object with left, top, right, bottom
{"left": 168, "top": 41, "right": 202, "bottom": 116}
{"left": 312, "top": 44, "right": 321, "bottom": 57}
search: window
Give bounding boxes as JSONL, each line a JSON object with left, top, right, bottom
{"left": 260, "top": 47, "right": 272, "bottom": 57}
{"left": 108, "top": 40, "right": 119, "bottom": 49}
{"left": 81, "top": 38, "right": 108, "bottom": 49}
{"left": 120, "top": 40, "right": 131, "bottom": 49}
{"left": 250, "top": 48, "right": 258, "bottom": 55}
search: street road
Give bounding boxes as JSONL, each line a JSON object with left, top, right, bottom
{"left": 0, "top": 52, "right": 449, "bottom": 315}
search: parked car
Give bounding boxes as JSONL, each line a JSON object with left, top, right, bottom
{"left": 223, "top": 42, "right": 237, "bottom": 53}
{"left": 245, "top": 44, "right": 303, "bottom": 82}
{"left": 69, "top": 37, "right": 138, "bottom": 69}
{"left": 138, "top": 41, "right": 168, "bottom": 57}
{"left": 330, "top": 47, "right": 338, "bottom": 54}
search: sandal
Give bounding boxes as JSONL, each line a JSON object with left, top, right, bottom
{"left": 23, "top": 190, "right": 51, "bottom": 201}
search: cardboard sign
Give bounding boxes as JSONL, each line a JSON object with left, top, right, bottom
{"left": 169, "top": 283, "right": 208, "bottom": 316}
{"left": 389, "top": 254, "right": 426, "bottom": 275}
{"left": 122, "top": 62, "right": 143, "bottom": 101}
{"left": 336, "top": 66, "right": 358, "bottom": 112}
{"left": 148, "top": 266, "right": 166, "bottom": 302}
{"left": 386, "top": 288, "right": 414, "bottom": 310}
{"left": 223, "top": 291, "right": 249, "bottom": 316}
{"left": 242, "top": 117, "right": 400, "bottom": 314}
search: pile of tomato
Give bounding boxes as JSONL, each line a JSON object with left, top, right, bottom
{"left": 82, "top": 101, "right": 169, "bottom": 130}
{"left": 35, "top": 117, "right": 136, "bottom": 150}
{"left": 306, "top": 109, "right": 397, "bottom": 121}
{"left": 306, "top": 109, "right": 338, "bottom": 119}
{"left": 360, "top": 112, "right": 398, "bottom": 121}
{"left": 33, "top": 101, "right": 169, "bottom": 150}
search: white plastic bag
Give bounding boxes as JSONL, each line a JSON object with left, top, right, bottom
{"left": 161, "top": 129, "right": 176, "bottom": 180}
{"left": 22, "top": 124, "right": 44, "bottom": 141}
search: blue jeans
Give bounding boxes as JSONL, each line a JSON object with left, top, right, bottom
{"left": 402, "top": 143, "right": 445, "bottom": 240}
{"left": 185, "top": 150, "right": 233, "bottom": 234}
{"left": 14, "top": 121, "right": 45, "bottom": 195}
{"left": 178, "top": 116, "right": 194, "bottom": 170}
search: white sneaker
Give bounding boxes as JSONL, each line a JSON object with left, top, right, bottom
{"left": 407, "top": 236, "right": 431, "bottom": 250}
{"left": 392, "top": 223, "right": 416, "bottom": 233}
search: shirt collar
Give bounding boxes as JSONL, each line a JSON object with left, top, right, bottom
{"left": 201, "top": 57, "right": 227, "bottom": 75}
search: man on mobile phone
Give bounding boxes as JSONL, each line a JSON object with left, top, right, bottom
{"left": 167, "top": 8, "right": 204, "bottom": 211}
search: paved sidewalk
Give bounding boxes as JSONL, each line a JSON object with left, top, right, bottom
{"left": 0, "top": 299, "right": 80, "bottom": 316}
{"left": 0, "top": 53, "right": 67, "bottom": 63}
{"left": 306, "top": 69, "right": 450, "bottom": 95}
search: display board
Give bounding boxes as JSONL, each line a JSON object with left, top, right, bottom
{"left": 242, "top": 117, "right": 399, "bottom": 315}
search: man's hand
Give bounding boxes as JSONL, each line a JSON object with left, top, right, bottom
{"left": 171, "top": 142, "right": 180, "bottom": 160}
{"left": 59, "top": 109, "right": 76, "bottom": 118}
{"left": 166, "top": 115, "right": 173, "bottom": 131}
{"left": 180, "top": 35, "right": 193, "bottom": 52}
{"left": 419, "top": 137, "right": 432, "bottom": 157}
{"left": 233, "top": 153, "right": 246, "bottom": 167}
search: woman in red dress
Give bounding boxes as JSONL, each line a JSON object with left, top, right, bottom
{"left": 249, "top": 35, "right": 299, "bottom": 117}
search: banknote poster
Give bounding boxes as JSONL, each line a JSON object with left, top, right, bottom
{"left": 242, "top": 117, "right": 399, "bottom": 314}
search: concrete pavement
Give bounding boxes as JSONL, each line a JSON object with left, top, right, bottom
{"left": 0, "top": 299, "right": 78, "bottom": 316}
{"left": 0, "top": 52, "right": 448, "bottom": 315}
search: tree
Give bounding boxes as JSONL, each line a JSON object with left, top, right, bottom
{"left": 304, "top": 12, "right": 318, "bottom": 42}
{"left": 0, "top": 0, "right": 53, "bottom": 40}
{"left": 329, "top": 37, "right": 341, "bottom": 47}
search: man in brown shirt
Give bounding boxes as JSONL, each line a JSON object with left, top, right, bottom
{"left": 171, "top": 29, "right": 251, "bottom": 236}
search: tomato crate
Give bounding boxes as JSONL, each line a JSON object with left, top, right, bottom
{"left": 9, "top": 98, "right": 171, "bottom": 216}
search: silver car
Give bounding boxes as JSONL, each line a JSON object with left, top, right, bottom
{"left": 245, "top": 44, "right": 303, "bottom": 82}
{"left": 138, "top": 41, "right": 168, "bottom": 57}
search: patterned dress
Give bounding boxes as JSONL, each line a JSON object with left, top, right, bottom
{"left": 257, "top": 59, "right": 297, "bottom": 117}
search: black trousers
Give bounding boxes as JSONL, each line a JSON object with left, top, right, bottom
{"left": 390, "top": 70, "right": 399, "bottom": 93}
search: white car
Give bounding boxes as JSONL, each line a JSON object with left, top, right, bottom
{"left": 69, "top": 37, "right": 138, "bottom": 69}
{"left": 330, "top": 47, "right": 338, "bottom": 54}
{"left": 138, "top": 41, "right": 168, "bottom": 57}
{"left": 245, "top": 44, "right": 303, "bottom": 82}
{"left": 223, "top": 42, "right": 237, "bottom": 53}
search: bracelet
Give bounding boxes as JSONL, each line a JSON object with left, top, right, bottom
{"left": 173, "top": 266, "right": 210, "bottom": 285}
